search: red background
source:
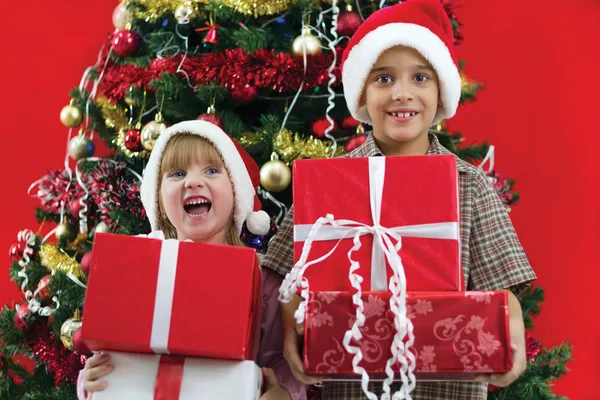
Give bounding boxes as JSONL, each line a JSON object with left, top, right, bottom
{"left": 1, "top": 1, "right": 598, "bottom": 398}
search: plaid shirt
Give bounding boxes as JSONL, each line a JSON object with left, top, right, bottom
{"left": 262, "top": 133, "right": 537, "bottom": 399}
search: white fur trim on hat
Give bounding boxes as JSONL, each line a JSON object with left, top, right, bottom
{"left": 140, "top": 120, "right": 255, "bottom": 236}
{"left": 342, "top": 23, "right": 461, "bottom": 126}
{"left": 246, "top": 210, "right": 270, "bottom": 235}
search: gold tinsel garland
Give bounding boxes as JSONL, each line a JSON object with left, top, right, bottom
{"left": 273, "top": 129, "right": 345, "bottom": 163}
{"left": 240, "top": 129, "right": 345, "bottom": 163}
{"left": 96, "top": 96, "right": 128, "bottom": 131}
{"left": 39, "top": 244, "right": 84, "bottom": 278}
{"left": 95, "top": 96, "right": 150, "bottom": 158}
{"left": 126, "top": 0, "right": 207, "bottom": 22}
{"left": 219, "top": 0, "right": 294, "bottom": 17}
{"left": 124, "top": 0, "right": 294, "bottom": 20}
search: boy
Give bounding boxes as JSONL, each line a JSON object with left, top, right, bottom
{"left": 263, "top": 0, "right": 537, "bottom": 398}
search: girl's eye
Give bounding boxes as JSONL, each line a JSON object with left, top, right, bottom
{"left": 168, "top": 170, "right": 185, "bottom": 178}
{"left": 414, "top": 73, "right": 431, "bottom": 83}
{"left": 376, "top": 75, "right": 393, "bottom": 84}
{"left": 206, "top": 167, "right": 220, "bottom": 175}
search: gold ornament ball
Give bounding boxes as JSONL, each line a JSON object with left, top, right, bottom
{"left": 60, "top": 315, "right": 82, "bottom": 351}
{"left": 292, "top": 28, "right": 322, "bottom": 57}
{"left": 55, "top": 222, "right": 77, "bottom": 242}
{"left": 141, "top": 120, "right": 168, "bottom": 151}
{"left": 112, "top": 3, "right": 130, "bottom": 30}
{"left": 94, "top": 221, "right": 111, "bottom": 234}
{"left": 60, "top": 104, "right": 83, "bottom": 128}
{"left": 260, "top": 160, "right": 292, "bottom": 192}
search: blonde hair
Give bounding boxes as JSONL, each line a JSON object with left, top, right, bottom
{"left": 155, "top": 132, "right": 244, "bottom": 247}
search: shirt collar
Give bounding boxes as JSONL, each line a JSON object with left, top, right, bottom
{"left": 360, "top": 132, "right": 469, "bottom": 173}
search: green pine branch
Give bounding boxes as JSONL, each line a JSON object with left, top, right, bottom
{"left": 490, "top": 342, "right": 572, "bottom": 400}
{"left": 231, "top": 27, "right": 271, "bottom": 53}
{"left": 9, "top": 260, "right": 48, "bottom": 295}
{"left": 520, "top": 286, "right": 545, "bottom": 329}
{"left": 0, "top": 308, "right": 27, "bottom": 348}
{"left": 22, "top": 382, "right": 78, "bottom": 400}
{"left": 35, "top": 208, "right": 61, "bottom": 225}
{"left": 69, "top": 88, "right": 112, "bottom": 142}
{"left": 46, "top": 271, "right": 86, "bottom": 337}
{"left": 110, "top": 209, "right": 150, "bottom": 236}
{"left": 455, "top": 142, "right": 489, "bottom": 163}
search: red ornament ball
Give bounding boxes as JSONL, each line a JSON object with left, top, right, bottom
{"left": 111, "top": 29, "right": 140, "bottom": 57}
{"left": 312, "top": 118, "right": 337, "bottom": 138}
{"left": 346, "top": 134, "right": 367, "bottom": 152}
{"left": 124, "top": 129, "right": 144, "bottom": 152}
{"left": 70, "top": 199, "right": 84, "bottom": 219}
{"left": 196, "top": 113, "right": 223, "bottom": 128}
{"left": 231, "top": 85, "right": 258, "bottom": 104}
{"left": 337, "top": 11, "right": 362, "bottom": 36}
{"left": 9, "top": 242, "right": 23, "bottom": 263}
{"left": 37, "top": 275, "right": 52, "bottom": 302}
{"left": 341, "top": 116, "right": 360, "bottom": 129}
{"left": 81, "top": 252, "right": 93, "bottom": 275}
{"left": 73, "top": 328, "right": 92, "bottom": 356}
{"left": 14, "top": 302, "right": 32, "bottom": 331}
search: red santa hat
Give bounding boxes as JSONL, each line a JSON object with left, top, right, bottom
{"left": 341, "top": 0, "right": 461, "bottom": 125}
{"left": 140, "top": 120, "right": 271, "bottom": 236}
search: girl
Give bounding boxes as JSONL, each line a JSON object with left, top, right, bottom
{"left": 78, "top": 120, "right": 305, "bottom": 400}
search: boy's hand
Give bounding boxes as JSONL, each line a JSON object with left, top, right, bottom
{"left": 83, "top": 352, "right": 114, "bottom": 395}
{"left": 259, "top": 368, "right": 291, "bottom": 400}
{"left": 474, "top": 290, "right": 526, "bottom": 387}
{"left": 281, "top": 295, "right": 323, "bottom": 385}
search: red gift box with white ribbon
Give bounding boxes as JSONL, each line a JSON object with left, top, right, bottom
{"left": 82, "top": 233, "right": 262, "bottom": 360}
{"left": 286, "top": 155, "right": 462, "bottom": 297}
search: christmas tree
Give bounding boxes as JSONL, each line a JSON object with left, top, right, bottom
{"left": 0, "top": 0, "right": 571, "bottom": 399}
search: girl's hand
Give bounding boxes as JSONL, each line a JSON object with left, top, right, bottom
{"left": 259, "top": 368, "right": 291, "bottom": 400}
{"left": 82, "top": 352, "right": 114, "bottom": 396}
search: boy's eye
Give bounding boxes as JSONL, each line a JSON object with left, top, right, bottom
{"left": 375, "top": 75, "right": 393, "bottom": 84}
{"left": 414, "top": 73, "right": 431, "bottom": 83}
{"left": 168, "top": 170, "right": 185, "bottom": 178}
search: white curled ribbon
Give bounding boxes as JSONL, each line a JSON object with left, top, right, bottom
{"left": 313, "top": 0, "right": 342, "bottom": 157}
{"left": 478, "top": 145, "right": 495, "bottom": 174}
{"left": 279, "top": 158, "right": 459, "bottom": 399}
{"left": 15, "top": 229, "right": 36, "bottom": 293}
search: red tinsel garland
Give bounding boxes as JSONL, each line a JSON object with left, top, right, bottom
{"left": 36, "top": 170, "right": 85, "bottom": 215}
{"left": 99, "top": 48, "right": 343, "bottom": 102}
{"left": 34, "top": 160, "right": 145, "bottom": 225}
{"left": 27, "top": 322, "right": 86, "bottom": 385}
{"left": 91, "top": 161, "right": 146, "bottom": 226}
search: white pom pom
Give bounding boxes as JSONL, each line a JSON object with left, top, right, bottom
{"left": 246, "top": 210, "right": 271, "bottom": 235}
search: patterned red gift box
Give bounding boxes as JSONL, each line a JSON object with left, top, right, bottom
{"left": 304, "top": 291, "right": 512, "bottom": 380}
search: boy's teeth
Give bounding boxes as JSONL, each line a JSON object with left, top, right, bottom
{"left": 391, "top": 112, "right": 416, "bottom": 118}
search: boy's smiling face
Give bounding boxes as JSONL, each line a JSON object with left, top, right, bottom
{"left": 360, "top": 45, "right": 440, "bottom": 155}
